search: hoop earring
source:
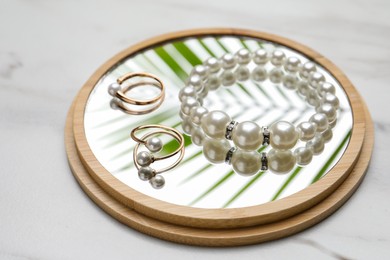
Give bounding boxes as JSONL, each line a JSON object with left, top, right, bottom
{"left": 131, "top": 125, "right": 185, "bottom": 189}
{"left": 108, "top": 72, "right": 165, "bottom": 115}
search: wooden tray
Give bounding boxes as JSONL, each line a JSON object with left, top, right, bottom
{"left": 65, "top": 28, "right": 373, "bottom": 246}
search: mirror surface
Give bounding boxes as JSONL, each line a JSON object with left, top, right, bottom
{"left": 84, "top": 35, "right": 352, "bottom": 209}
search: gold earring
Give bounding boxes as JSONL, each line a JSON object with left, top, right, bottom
{"left": 131, "top": 125, "right": 185, "bottom": 189}
{"left": 108, "top": 72, "right": 165, "bottom": 115}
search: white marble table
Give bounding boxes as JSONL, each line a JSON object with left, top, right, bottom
{"left": 0, "top": 0, "right": 389, "bottom": 259}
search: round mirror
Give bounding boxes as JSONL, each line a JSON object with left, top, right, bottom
{"left": 83, "top": 35, "right": 352, "bottom": 209}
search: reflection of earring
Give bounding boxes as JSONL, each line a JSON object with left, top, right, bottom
{"left": 131, "top": 125, "right": 185, "bottom": 189}
{"left": 108, "top": 72, "right": 165, "bottom": 115}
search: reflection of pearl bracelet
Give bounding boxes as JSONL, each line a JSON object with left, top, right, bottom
{"left": 178, "top": 49, "right": 340, "bottom": 175}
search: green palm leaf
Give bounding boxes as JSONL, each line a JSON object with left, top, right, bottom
{"left": 189, "top": 170, "right": 235, "bottom": 206}
{"left": 311, "top": 130, "right": 352, "bottom": 183}
{"left": 223, "top": 171, "right": 266, "bottom": 208}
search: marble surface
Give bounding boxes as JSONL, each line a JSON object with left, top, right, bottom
{"left": 0, "top": 0, "right": 389, "bottom": 259}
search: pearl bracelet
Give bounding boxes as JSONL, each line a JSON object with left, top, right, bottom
{"left": 178, "top": 48, "right": 340, "bottom": 175}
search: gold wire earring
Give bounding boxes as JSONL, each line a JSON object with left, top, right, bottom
{"left": 131, "top": 125, "right": 185, "bottom": 189}
{"left": 108, "top": 72, "right": 165, "bottom": 115}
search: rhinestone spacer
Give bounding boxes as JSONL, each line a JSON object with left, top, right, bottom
{"left": 261, "top": 152, "right": 268, "bottom": 171}
{"left": 262, "top": 126, "right": 270, "bottom": 146}
{"left": 225, "top": 121, "right": 238, "bottom": 140}
{"left": 225, "top": 147, "right": 237, "bottom": 165}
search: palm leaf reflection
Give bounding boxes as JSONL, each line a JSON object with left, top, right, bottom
{"left": 85, "top": 36, "right": 352, "bottom": 209}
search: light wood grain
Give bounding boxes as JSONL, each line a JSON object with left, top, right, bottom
{"left": 65, "top": 92, "right": 374, "bottom": 246}
{"left": 71, "top": 28, "right": 368, "bottom": 229}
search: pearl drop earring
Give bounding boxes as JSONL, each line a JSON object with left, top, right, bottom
{"left": 131, "top": 125, "right": 185, "bottom": 189}
{"left": 108, "top": 72, "right": 165, "bottom": 115}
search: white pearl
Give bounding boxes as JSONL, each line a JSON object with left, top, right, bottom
{"left": 181, "top": 116, "right": 194, "bottom": 135}
{"left": 284, "top": 57, "right": 301, "bottom": 73}
{"left": 232, "top": 121, "right": 263, "bottom": 151}
{"left": 206, "top": 74, "right": 221, "bottom": 91}
{"left": 306, "top": 89, "right": 320, "bottom": 107}
{"left": 190, "top": 126, "right": 206, "bottom": 146}
{"left": 150, "top": 175, "right": 165, "bottom": 189}
{"left": 181, "top": 97, "right": 199, "bottom": 115}
{"left": 108, "top": 82, "right": 121, "bottom": 96}
{"left": 205, "top": 57, "right": 221, "bottom": 73}
{"left": 306, "top": 133, "right": 325, "bottom": 155}
{"left": 201, "top": 110, "right": 231, "bottom": 139}
{"left": 309, "top": 72, "right": 325, "bottom": 89}
{"left": 294, "top": 147, "right": 313, "bottom": 166}
{"left": 297, "top": 80, "right": 310, "bottom": 96}
{"left": 178, "top": 86, "right": 197, "bottom": 102}
{"left": 222, "top": 53, "right": 237, "bottom": 69}
{"left": 316, "top": 103, "right": 336, "bottom": 121}
{"left": 253, "top": 49, "right": 269, "bottom": 65}
{"left": 268, "top": 149, "right": 296, "bottom": 174}
{"left": 188, "top": 74, "right": 203, "bottom": 92}
{"left": 269, "top": 68, "right": 284, "bottom": 84}
{"left": 309, "top": 113, "right": 329, "bottom": 132}
{"left": 236, "top": 49, "right": 251, "bottom": 65}
{"left": 322, "top": 93, "right": 339, "bottom": 109}
{"left": 232, "top": 150, "right": 262, "bottom": 176}
{"left": 235, "top": 66, "right": 250, "bottom": 82}
{"left": 137, "top": 151, "right": 153, "bottom": 167}
{"left": 282, "top": 74, "right": 298, "bottom": 90}
{"left": 191, "top": 65, "right": 209, "bottom": 79}
{"left": 322, "top": 128, "right": 333, "bottom": 142}
{"left": 297, "top": 121, "right": 317, "bottom": 141}
{"left": 203, "top": 138, "right": 231, "bottom": 164}
{"left": 251, "top": 66, "right": 267, "bottom": 82}
{"left": 271, "top": 50, "right": 286, "bottom": 66}
{"left": 145, "top": 137, "right": 163, "bottom": 153}
{"left": 221, "top": 70, "right": 236, "bottom": 86}
{"left": 270, "top": 121, "right": 299, "bottom": 150}
{"left": 190, "top": 106, "right": 208, "bottom": 125}
{"left": 300, "top": 61, "right": 316, "bottom": 79}
{"left": 317, "top": 82, "right": 336, "bottom": 97}
{"left": 138, "top": 166, "right": 155, "bottom": 181}
{"left": 109, "top": 98, "right": 121, "bottom": 110}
